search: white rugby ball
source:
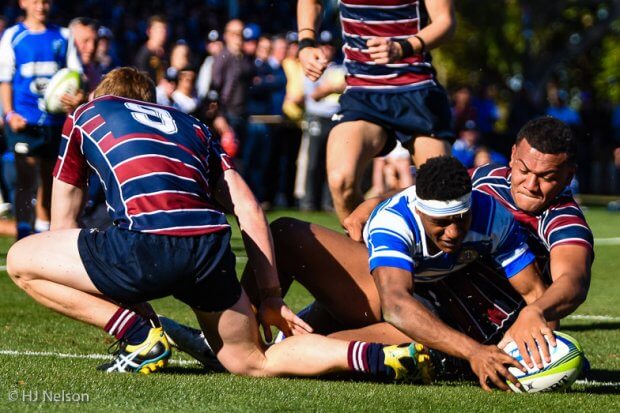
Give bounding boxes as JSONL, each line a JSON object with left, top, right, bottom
{"left": 503, "top": 331, "right": 584, "bottom": 393}
{"left": 44, "top": 68, "right": 81, "bottom": 114}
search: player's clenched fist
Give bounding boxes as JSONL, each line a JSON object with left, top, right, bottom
{"left": 366, "top": 37, "right": 403, "bottom": 64}
{"left": 299, "top": 47, "right": 328, "bottom": 81}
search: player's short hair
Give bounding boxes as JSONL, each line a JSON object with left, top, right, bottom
{"left": 147, "top": 15, "right": 167, "bottom": 28}
{"left": 93, "top": 67, "right": 156, "bottom": 103}
{"left": 516, "top": 116, "right": 577, "bottom": 163}
{"left": 416, "top": 156, "right": 472, "bottom": 201}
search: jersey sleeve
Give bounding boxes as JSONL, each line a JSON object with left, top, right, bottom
{"left": 541, "top": 201, "right": 594, "bottom": 252}
{"left": 0, "top": 28, "right": 16, "bottom": 82}
{"left": 199, "top": 124, "right": 235, "bottom": 188}
{"left": 365, "top": 204, "right": 415, "bottom": 274}
{"left": 53, "top": 115, "right": 89, "bottom": 187}
{"left": 489, "top": 200, "right": 536, "bottom": 278}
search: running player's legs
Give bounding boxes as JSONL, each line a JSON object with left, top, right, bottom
{"left": 406, "top": 136, "right": 451, "bottom": 168}
{"left": 326, "top": 120, "right": 388, "bottom": 223}
{"left": 194, "top": 290, "right": 350, "bottom": 377}
{"left": 242, "top": 217, "right": 382, "bottom": 329}
{"left": 6, "top": 229, "right": 119, "bottom": 327}
{"left": 35, "top": 156, "right": 56, "bottom": 224}
{"left": 14, "top": 155, "right": 38, "bottom": 235}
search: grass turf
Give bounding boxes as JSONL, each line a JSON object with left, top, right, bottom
{"left": 0, "top": 208, "right": 619, "bottom": 412}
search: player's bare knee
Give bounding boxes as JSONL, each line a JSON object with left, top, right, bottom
{"left": 6, "top": 242, "right": 30, "bottom": 284}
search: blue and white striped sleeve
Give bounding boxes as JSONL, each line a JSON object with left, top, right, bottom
{"left": 365, "top": 207, "right": 415, "bottom": 274}
{"left": 490, "top": 203, "right": 536, "bottom": 278}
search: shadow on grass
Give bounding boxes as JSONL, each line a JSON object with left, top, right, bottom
{"left": 561, "top": 322, "right": 620, "bottom": 332}
{"left": 571, "top": 369, "right": 620, "bottom": 395}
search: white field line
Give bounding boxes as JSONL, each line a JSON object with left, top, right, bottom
{"left": 0, "top": 349, "right": 199, "bottom": 366}
{"left": 567, "top": 314, "right": 620, "bottom": 321}
{"left": 0, "top": 349, "right": 618, "bottom": 387}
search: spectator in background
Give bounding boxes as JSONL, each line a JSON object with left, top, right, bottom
{"left": 171, "top": 66, "right": 199, "bottom": 115}
{"left": 134, "top": 15, "right": 169, "bottom": 84}
{"left": 452, "top": 86, "right": 477, "bottom": 136}
{"left": 452, "top": 120, "right": 480, "bottom": 168}
{"left": 243, "top": 36, "right": 276, "bottom": 203}
{"left": 299, "top": 31, "right": 345, "bottom": 211}
{"left": 61, "top": 17, "right": 101, "bottom": 113}
{"left": 269, "top": 35, "right": 301, "bottom": 208}
{"left": 211, "top": 19, "right": 252, "bottom": 159}
{"left": 452, "top": 120, "right": 507, "bottom": 168}
{"left": 242, "top": 23, "right": 261, "bottom": 58}
{"left": 167, "top": 40, "right": 192, "bottom": 80}
{"left": 95, "top": 26, "right": 119, "bottom": 75}
{"left": 196, "top": 30, "right": 223, "bottom": 103}
{"left": 0, "top": 0, "right": 79, "bottom": 239}
{"left": 282, "top": 31, "right": 304, "bottom": 126}
{"left": 472, "top": 83, "right": 500, "bottom": 141}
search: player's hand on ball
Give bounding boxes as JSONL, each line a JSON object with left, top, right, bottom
{"left": 499, "top": 305, "right": 556, "bottom": 369}
{"left": 467, "top": 344, "right": 525, "bottom": 392}
{"left": 366, "top": 37, "right": 402, "bottom": 64}
{"left": 299, "top": 47, "right": 328, "bottom": 81}
{"left": 258, "top": 296, "right": 313, "bottom": 342}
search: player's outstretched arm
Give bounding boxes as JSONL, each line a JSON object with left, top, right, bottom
{"left": 541, "top": 245, "right": 592, "bottom": 319}
{"left": 50, "top": 178, "right": 85, "bottom": 230}
{"left": 297, "top": 0, "right": 328, "bottom": 81}
{"left": 502, "top": 262, "right": 556, "bottom": 370}
{"left": 215, "top": 169, "right": 313, "bottom": 340}
{"left": 373, "top": 266, "right": 524, "bottom": 392}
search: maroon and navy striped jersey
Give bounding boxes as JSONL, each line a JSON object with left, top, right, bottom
{"left": 54, "top": 95, "right": 233, "bottom": 236}
{"left": 339, "top": 0, "right": 435, "bottom": 90}
{"left": 471, "top": 164, "right": 594, "bottom": 256}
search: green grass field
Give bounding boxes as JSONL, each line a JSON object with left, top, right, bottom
{"left": 0, "top": 208, "right": 619, "bottom": 412}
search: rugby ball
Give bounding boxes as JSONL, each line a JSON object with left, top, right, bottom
{"left": 503, "top": 331, "right": 584, "bottom": 393}
{"left": 44, "top": 68, "right": 81, "bottom": 114}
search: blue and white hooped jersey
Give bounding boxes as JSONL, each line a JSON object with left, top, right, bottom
{"left": 363, "top": 187, "right": 536, "bottom": 281}
{"left": 0, "top": 23, "right": 79, "bottom": 126}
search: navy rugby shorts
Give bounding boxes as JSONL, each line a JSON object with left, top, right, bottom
{"left": 335, "top": 84, "right": 454, "bottom": 155}
{"left": 4, "top": 124, "right": 62, "bottom": 158}
{"left": 78, "top": 226, "right": 242, "bottom": 312}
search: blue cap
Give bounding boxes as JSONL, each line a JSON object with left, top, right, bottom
{"left": 243, "top": 23, "right": 261, "bottom": 41}
{"left": 207, "top": 29, "right": 219, "bottom": 42}
{"left": 318, "top": 30, "right": 333, "bottom": 45}
{"left": 97, "top": 26, "right": 113, "bottom": 39}
{"left": 286, "top": 31, "right": 298, "bottom": 43}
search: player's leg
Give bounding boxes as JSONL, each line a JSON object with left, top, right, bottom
{"left": 193, "top": 291, "right": 430, "bottom": 381}
{"left": 6, "top": 229, "right": 115, "bottom": 326}
{"left": 34, "top": 156, "right": 56, "bottom": 230}
{"left": 406, "top": 136, "right": 451, "bottom": 167}
{"left": 326, "top": 120, "right": 388, "bottom": 223}
{"left": 242, "top": 217, "right": 382, "bottom": 330}
{"left": 329, "top": 321, "right": 411, "bottom": 344}
{"left": 13, "top": 154, "right": 38, "bottom": 238}
{"left": 6, "top": 229, "right": 171, "bottom": 372}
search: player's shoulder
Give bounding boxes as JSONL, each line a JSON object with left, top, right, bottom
{"left": 0, "top": 24, "right": 23, "bottom": 44}
{"left": 469, "top": 190, "right": 514, "bottom": 236}
{"left": 470, "top": 163, "right": 510, "bottom": 184}
{"left": 367, "top": 187, "right": 417, "bottom": 231}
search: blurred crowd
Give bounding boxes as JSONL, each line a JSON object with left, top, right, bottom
{"left": 1, "top": 0, "right": 619, "bottom": 227}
